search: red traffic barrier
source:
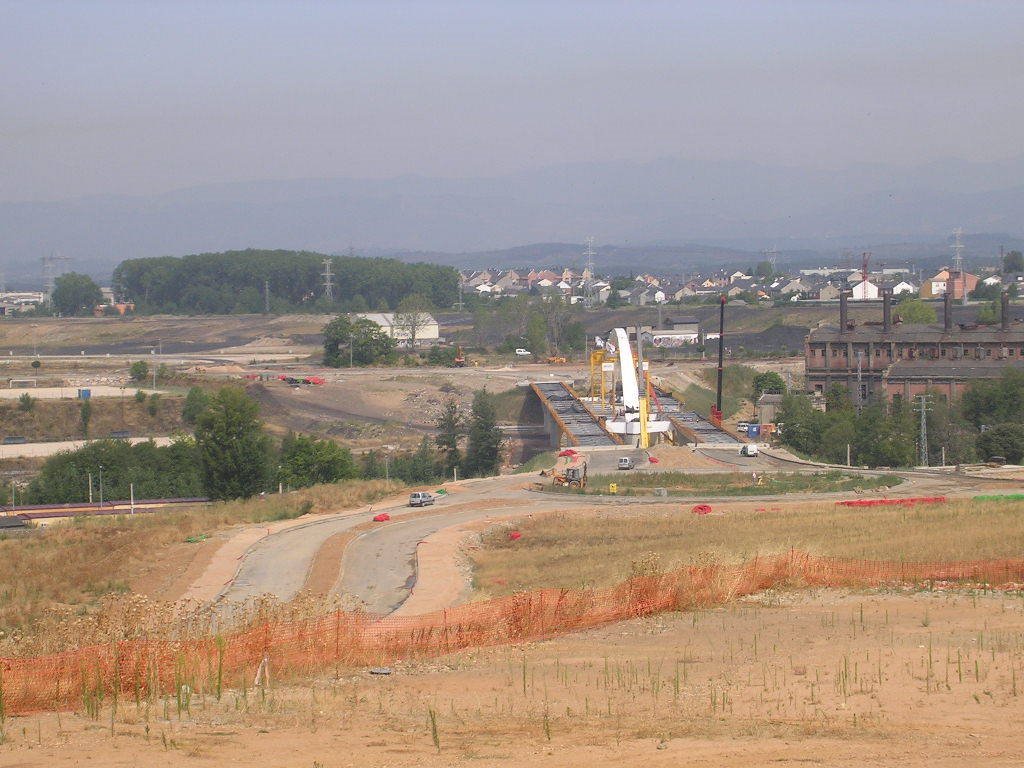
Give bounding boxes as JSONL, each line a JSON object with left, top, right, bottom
{"left": 557, "top": 449, "right": 578, "bottom": 457}
{"left": 507, "top": 530, "right": 522, "bottom": 540}
{"left": 836, "top": 496, "right": 947, "bottom": 508}
{"left": 691, "top": 504, "right": 713, "bottom": 515}
{"left": 648, "top": 456, "right": 660, "bottom": 464}
{"left": 372, "top": 512, "right": 391, "bottom": 522}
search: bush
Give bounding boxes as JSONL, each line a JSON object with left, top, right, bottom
{"left": 129, "top": 360, "right": 149, "bottom": 382}
{"left": 977, "top": 424, "right": 1024, "bottom": 464}
{"left": 17, "top": 392, "right": 34, "bottom": 412}
{"left": 147, "top": 392, "right": 160, "bottom": 416}
{"left": 134, "top": 389, "right": 146, "bottom": 403}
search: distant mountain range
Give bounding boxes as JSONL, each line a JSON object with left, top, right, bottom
{"left": 3, "top": 155, "right": 1024, "bottom": 284}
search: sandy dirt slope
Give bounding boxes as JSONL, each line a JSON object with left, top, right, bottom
{"left": 4, "top": 591, "right": 1024, "bottom": 766}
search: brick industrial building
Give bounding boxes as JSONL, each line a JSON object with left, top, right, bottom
{"left": 805, "top": 288, "right": 1024, "bottom": 403}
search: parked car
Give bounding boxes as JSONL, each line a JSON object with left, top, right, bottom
{"left": 408, "top": 492, "right": 435, "bottom": 507}
{"left": 514, "top": 348, "right": 532, "bottom": 356}
{"left": 617, "top": 457, "right": 635, "bottom": 470}
{"left": 736, "top": 422, "right": 750, "bottom": 432}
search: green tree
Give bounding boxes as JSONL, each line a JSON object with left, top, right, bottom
{"left": 524, "top": 312, "right": 548, "bottom": 358}
{"left": 181, "top": 386, "right": 211, "bottom": 425}
{"left": 1004, "top": 250, "right": 1024, "bottom": 273}
{"left": 17, "top": 392, "right": 34, "bottom": 412}
{"left": 927, "top": 397, "right": 977, "bottom": 465}
{"left": 24, "top": 438, "right": 203, "bottom": 504}
{"left": 50, "top": 272, "right": 103, "bottom": 316}
{"left": 961, "top": 369, "right": 1024, "bottom": 428}
{"left": 79, "top": 399, "right": 93, "bottom": 438}
{"left": 194, "top": 387, "right": 271, "bottom": 499}
{"left": 463, "top": 389, "right": 503, "bottom": 477}
{"left": 754, "top": 260, "right": 774, "bottom": 279}
{"left": 393, "top": 293, "right": 434, "bottom": 348}
{"left": 147, "top": 392, "right": 160, "bottom": 416}
{"left": 322, "top": 315, "right": 353, "bottom": 367}
{"left": 853, "top": 403, "right": 916, "bottom": 468}
{"left": 825, "top": 383, "right": 853, "bottom": 412}
{"left": 279, "top": 433, "right": 357, "bottom": 488}
{"left": 434, "top": 396, "right": 464, "bottom": 478}
{"left": 976, "top": 299, "right": 1001, "bottom": 325}
{"left": 351, "top": 317, "right": 397, "bottom": 364}
{"left": 129, "top": 360, "right": 149, "bottom": 383}
{"left": 777, "top": 393, "right": 825, "bottom": 457}
{"left": 895, "top": 297, "right": 936, "bottom": 325}
{"left": 563, "top": 320, "right": 586, "bottom": 352}
{"left": 752, "top": 371, "right": 785, "bottom": 401}
{"left": 977, "top": 423, "right": 1024, "bottom": 463}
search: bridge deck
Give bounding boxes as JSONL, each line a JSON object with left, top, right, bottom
{"left": 531, "top": 382, "right": 621, "bottom": 447}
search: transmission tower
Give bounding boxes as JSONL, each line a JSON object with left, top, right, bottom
{"left": 321, "top": 258, "right": 335, "bottom": 301}
{"left": 582, "top": 236, "right": 597, "bottom": 308}
{"left": 41, "top": 252, "right": 71, "bottom": 302}
{"left": 917, "top": 393, "right": 931, "bottom": 467}
{"left": 951, "top": 227, "right": 966, "bottom": 305}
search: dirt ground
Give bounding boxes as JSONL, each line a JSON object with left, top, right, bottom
{"left": 4, "top": 590, "right": 1024, "bottom": 767}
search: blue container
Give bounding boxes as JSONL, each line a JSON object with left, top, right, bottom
{"left": 78, "top": 388, "right": 91, "bottom": 399}
{"left": 747, "top": 424, "right": 761, "bottom": 438}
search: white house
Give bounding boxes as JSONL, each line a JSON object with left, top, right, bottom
{"left": 891, "top": 280, "right": 918, "bottom": 295}
{"left": 353, "top": 312, "right": 440, "bottom": 345}
{"left": 851, "top": 280, "right": 879, "bottom": 300}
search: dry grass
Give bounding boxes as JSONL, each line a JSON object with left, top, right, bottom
{"left": 0, "top": 478, "right": 403, "bottom": 647}
{"left": 472, "top": 499, "right": 1024, "bottom": 595}
{"left": 0, "top": 395, "right": 186, "bottom": 441}
{"left": 554, "top": 470, "right": 901, "bottom": 497}
{"left": 4, "top": 592, "right": 1024, "bottom": 766}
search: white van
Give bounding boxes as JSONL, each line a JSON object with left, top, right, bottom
{"left": 408, "top": 492, "right": 435, "bottom": 507}
{"left": 617, "top": 457, "right": 635, "bottom": 470}
{"left": 739, "top": 444, "right": 759, "bottom": 457}
{"left": 514, "top": 348, "right": 532, "bottom": 356}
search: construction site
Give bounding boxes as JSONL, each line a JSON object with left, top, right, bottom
{"left": 1, "top": 307, "right": 1024, "bottom": 767}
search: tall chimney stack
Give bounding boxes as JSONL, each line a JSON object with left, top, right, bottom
{"left": 1001, "top": 290, "right": 1010, "bottom": 331}
{"left": 943, "top": 290, "right": 953, "bottom": 332}
{"left": 882, "top": 289, "right": 892, "bottom": 333}
{"left": 839, "top": 289, "right": 849, "bottom": 332}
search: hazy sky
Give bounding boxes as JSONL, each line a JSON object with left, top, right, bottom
{"left": 3, "top": 0, "right": 1023, "bottom": 202}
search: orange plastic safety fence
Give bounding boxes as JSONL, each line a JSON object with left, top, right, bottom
{"left": 3, "top": 551, "right": 1024, "bottom": 715}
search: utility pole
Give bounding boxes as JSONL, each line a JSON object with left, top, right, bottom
{"left": 583, "top": 236, "right": 597, "bottom": 309}
{"left": 715, "top": 294, "right": 726, "bottom": 416}
{"left": 917, "top": 394, "right": 931, "bottom": 467}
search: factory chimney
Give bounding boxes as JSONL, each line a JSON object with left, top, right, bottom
{"left": 882, "top": 289, "right": 892, "bottom": 333}
{"left": 943, "top": 290, "right": 953, "bottom": 332}
{"left": 839, "top": 289, "right": 850, "bottom": 332}
{"left": 1001, "top": 290, "right": 1010, "bottom": 331}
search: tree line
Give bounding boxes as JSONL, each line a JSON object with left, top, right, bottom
{"left": 777, "top": 369, "right": 1024, "bottom": 467}
{"left": 112, "top": 249, "right": 458, "bottom": 315}
{"left": 21, "top": 385, "right": 504, "bottom": 505}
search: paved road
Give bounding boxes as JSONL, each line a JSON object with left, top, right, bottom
{"left": 210, "top": 461, "right": 998, "bottom": 617}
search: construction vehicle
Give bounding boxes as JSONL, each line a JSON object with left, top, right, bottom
{"left": 551, "top": 462, "right": 588, "bottom": 489}
{"left": 453, "top": 346, "right": 466, "bottom": 367}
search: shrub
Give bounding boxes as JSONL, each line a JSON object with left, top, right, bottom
{"left": 17, "top": 393, "right": 34, "bottom": 412}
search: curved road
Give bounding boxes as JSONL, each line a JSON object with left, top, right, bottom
{"left": 211, "top": 459, "right": 1007, "bottom": 617}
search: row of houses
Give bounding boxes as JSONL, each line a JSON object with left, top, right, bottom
{"left": 463, "top": 262, "right": 1020, "bottom": 307}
